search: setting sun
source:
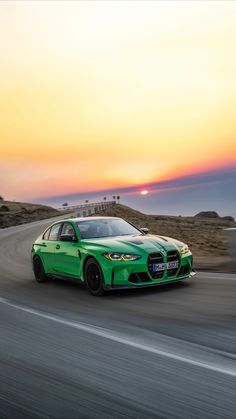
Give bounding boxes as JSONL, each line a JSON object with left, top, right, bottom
{"left": 141, "top": 190, "right": 149, "bottom": 196}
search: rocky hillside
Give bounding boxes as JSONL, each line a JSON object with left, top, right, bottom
{"left": 0, "top": 200, "right": 60, "bottom": 228}
{"left": 95, "top": 204, "right": 236, "bottom": 270}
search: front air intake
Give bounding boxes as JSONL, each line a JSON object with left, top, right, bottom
{"left": 178, "top": 264, "right": 190, "bottom": 277}
{"left": 128, "top": 272, "right": 150, "bottom": 284}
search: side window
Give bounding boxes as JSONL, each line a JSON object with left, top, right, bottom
{"left": 43, "top": 227, "right": 51, "bottom": 240}
{"left": 61, "top": 222, "right": 76, "bottom": 239}
{"left": 48, "top": 223, "right": 61, "bottom": 241}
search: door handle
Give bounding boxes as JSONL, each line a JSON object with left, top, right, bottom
{"left": 56, "top": 244, "right": 60, "bottom": 250}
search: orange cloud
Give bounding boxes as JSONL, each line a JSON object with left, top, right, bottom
{"left": 0, "top": 1, "right": 236, "bottom": 200}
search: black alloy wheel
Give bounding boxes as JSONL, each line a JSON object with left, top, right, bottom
{"left": 84, "top": 258, "right": 105, "bottom": 296}
{"left": 33, "top": 255, "right": 48, "bottom": 283}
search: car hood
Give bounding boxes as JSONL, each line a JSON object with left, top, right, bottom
{"left": 81, "top": 234, "right": 184, "bottom": 254}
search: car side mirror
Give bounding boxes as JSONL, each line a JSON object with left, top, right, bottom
{"left": 59, "top": 234, "right": 78, "bottom": 242}
{"left": 140, "top": 228, "right": 149, "bottom": 235}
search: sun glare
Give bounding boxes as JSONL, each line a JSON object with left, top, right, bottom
{"left": 141, "top": 190, "right": 148, "bottom": 196}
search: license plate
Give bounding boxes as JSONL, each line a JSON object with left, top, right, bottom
{"left": 166, "top": 261, "right": 179, "bottom": 270}
{"left": 152, "top": 263, "right": 166, "bottom": 272}
{"left": 153, "top": 261, "right": 179, "bottom": 272}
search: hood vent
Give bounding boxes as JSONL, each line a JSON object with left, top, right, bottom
{"left": 156, "top": 235, "right": 168, "bottom": 242}
{"left": 128, "top": 239, "right": 144, "bottom": 245}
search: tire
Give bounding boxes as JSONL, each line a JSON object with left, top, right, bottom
{"left": 33, "top": 255, "right": 48, "bottom": 283}
{"left": 84, "top": 258, "right": 105, "bottom": 296}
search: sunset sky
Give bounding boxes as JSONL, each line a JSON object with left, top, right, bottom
{"left": 0, "top": 1, "right": 236, "bottom": 210}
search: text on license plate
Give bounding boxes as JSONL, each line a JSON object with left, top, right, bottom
{"left": 153, "top": 261, "right": 179, "bottom": 272}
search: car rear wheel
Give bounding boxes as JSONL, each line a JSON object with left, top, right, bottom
{"left": 84, "top": 258, "right": 105, "bottom": 296}
{"left": 33, "top": 255, "right": 48, "bottom": 283}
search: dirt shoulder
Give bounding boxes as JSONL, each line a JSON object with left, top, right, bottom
{"left": 0, "top": 200, "right": 61, "bottom": 228}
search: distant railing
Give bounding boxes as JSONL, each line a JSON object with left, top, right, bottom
{"left": 58, "top": 200, "right": 117, "bottom": 217}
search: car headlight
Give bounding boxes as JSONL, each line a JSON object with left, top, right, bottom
{"left": 103, "top": 252, "right": 141, "bottom": 261}
{"left": 179, "top": 244, "right": 190, "bottom": 254}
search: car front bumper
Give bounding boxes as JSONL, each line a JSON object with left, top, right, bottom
{"left": 104, "top": 270, "right": 196, "bottom": 290}
{"left": 100, "top": 253, "right": 194, "bottom": 288}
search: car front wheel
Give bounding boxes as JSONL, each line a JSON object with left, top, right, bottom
{"left": 84, "top": 258, "right": 105, "bottom": 296}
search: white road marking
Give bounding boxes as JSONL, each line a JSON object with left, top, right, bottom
{"left": 0, "top": 296, "right": 236, "bottom": 378}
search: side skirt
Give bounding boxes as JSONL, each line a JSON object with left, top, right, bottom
{"left": 47, "top": 273, "right": 82, "bottom": 282}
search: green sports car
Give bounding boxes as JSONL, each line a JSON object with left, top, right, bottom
{"left": 32, "top": 216, "right": 195, "bottom": 296}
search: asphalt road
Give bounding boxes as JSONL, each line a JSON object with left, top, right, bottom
{"left": 0, "top": 218, "right": 236, "bottom": 419}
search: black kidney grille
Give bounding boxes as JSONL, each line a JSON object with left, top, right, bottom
{"left": 148, "top": 252, "right": 164, "bottom": 279}
{"left": 167, "top": 250, "right": 180, "bottom": 277}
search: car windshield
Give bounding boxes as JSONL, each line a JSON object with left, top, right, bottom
{"left": 76, "top": 219, "right": 142, "bottom": 239}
